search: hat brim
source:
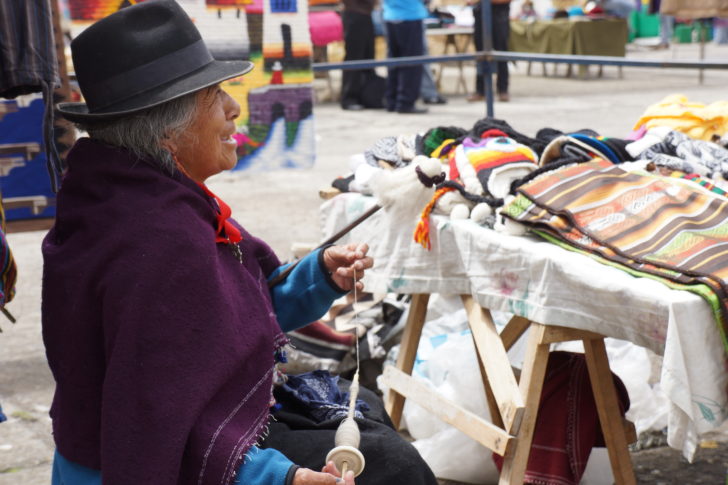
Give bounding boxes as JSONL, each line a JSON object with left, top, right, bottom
{"left": 58, "top": 59, "right": 253, "bottom": 123}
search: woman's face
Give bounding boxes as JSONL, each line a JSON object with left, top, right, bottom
{"left": 175, "top": 85, "right": 241, "bottom": 183}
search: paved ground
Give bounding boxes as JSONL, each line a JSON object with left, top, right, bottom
{"left": 2, "top": 42, "right": 728, "bottom": 483}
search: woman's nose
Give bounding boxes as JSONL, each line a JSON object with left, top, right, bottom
{"left": 223, "top": 90, "right": 240, "bottom": 120}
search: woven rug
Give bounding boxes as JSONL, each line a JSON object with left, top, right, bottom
{"left": 503, "top": 159, "right": 728, "bottom": 354}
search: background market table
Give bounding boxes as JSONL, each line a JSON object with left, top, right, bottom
{"left": 426, "top": 26, "right": 474, "bottom": 94}
{"left": 509, "top": 18, "right": 629, "bottom": 78}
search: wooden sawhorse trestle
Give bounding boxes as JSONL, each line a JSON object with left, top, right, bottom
{"left": 382, "top": 294, "right": 637, "bottom": 485}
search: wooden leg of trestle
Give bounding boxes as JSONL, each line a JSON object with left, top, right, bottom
{"left": 462, "top": 295, "right": 524, "bottom": 434}
{"left": 474, "top": 344, "right": 504, "bottom": 429}
{"left": 583, "top": 338, "right": 637, "bottom": 485}
{"left": 498, "top": 323, "right": 550, "bottom": 485}
{"left": 385, "top": 293, "right": 430, "bottom": 428}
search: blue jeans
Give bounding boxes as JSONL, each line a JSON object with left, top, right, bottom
{"left": 385, "top": 19, "right": 424, "bottom": 111}
{"left": 660, "top": 15, "right": 674, "bottom": 45}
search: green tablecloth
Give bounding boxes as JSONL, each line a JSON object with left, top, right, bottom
{"left": 509, "top": 18, "right": 628, "bottom": 57}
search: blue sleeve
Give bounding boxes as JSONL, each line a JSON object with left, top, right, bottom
{"left": 269, "top": 247, "right": 348, "bottom": 332}
{"left": 52, "top": 451, "right": 102, "bottom": 485}
{"left": 52, "top": 448, "right": 297, "bottom": 485}
{"left": 234, "top": 446, "right": 297, "bottom": 485}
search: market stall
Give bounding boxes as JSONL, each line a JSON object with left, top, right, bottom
{"left": 509, "top": 17, "right": 628, "bottom": 77}
{"left": 317, "top": 111, "right": 728, "bottom": 484}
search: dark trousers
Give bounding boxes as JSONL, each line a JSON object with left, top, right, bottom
{"left": 474, "top": 3, "right": 510, "bottom": 95}
{"left": 341, "top": 11, "right": 376, "bottom": 107}
{"left": 385, "top": 19, "right": 424, "bottom": 111}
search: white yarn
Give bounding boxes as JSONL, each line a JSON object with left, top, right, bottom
{"left": 469, "top": 203, "right": 493, "bottom": 224}
{"left": 500, "top": 218, "right": 528, "bottom": 236}
{"left": 450, "top": 204, "right": 471, "bottom": 220}
{"left": 435, "top": 190, "right": 471, "bottom": 215}
{"left": 370, "top": 156, "right": 440, "bottom": 210}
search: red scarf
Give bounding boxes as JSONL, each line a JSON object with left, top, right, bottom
{"left": 172, "top": 156, "right": 242, "bottom": 246}
{"left": 196, "top": 182, "right": 242, "bottom": 246}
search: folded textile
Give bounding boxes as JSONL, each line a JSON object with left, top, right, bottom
{"left": 492, "top": 351, "right": 630, "bottom": 485}
{"left": 503, "top": 158, "right": 728, "bottom": 354}
{"left": 626, "top": 127, "right": 728, "bottom": 186}
{"left": 285, "top": 321, "right": 356, "bottom": 374}
{"left": 539, "top": 134, "right": 633, "bottom": 167}
{"left": 632, "top": 94, "right": 728, "bottom": 142}
{"left": 284, "top": 294, "right": 403, "bottom": 386}
{"left": 568, "top": 133, "right": 632, "bottom": 164}
{"left": 276, "top": 370, "right": 369, "bottom": 422}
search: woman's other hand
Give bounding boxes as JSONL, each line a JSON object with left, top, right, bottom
{"left": 323, "top": 243, "right": 373, "bottom": 292}
{"left": 292, "top": 461, "right": 356, "bottom": 484}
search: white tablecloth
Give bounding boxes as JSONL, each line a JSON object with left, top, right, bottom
{"left": 320, "top": 192, "right": 728, "bottom": 460}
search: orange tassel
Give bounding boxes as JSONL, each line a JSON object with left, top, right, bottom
{"left": 413, "top": 187, "right": 455, "bottom": 250}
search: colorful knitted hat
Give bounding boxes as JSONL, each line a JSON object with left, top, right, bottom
{"left": 455, "top": 130, "right": 538, "bottom": 199}
{"left": 420, "top": 126, "right": 467, "bottom": 157}
{"left": 568, "top": 133, "right": 621, "bottom": 163}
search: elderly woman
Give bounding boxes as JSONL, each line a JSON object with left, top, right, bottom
{"left": 43, "top": 2, "right": 376, "bottom": 485}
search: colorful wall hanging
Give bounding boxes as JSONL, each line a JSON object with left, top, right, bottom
{"left": 66, "top": 0, "right": 316, "bottom": 171}
{"left": 0, "top": 96, "right": 57, "bottom": 220}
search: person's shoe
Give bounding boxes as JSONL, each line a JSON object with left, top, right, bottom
{"left": 497, "top": 92, "right": 510, "bottom": 102}
{"left": 397, "top": 105, "right": 429, "bottom": 114}
{"left": 342, "top": 103, "right": 365, "bottom": 111}
{"left": 466, "top": 93, "right": 485, "bottom": 103}
{"left": 423, "top": 95, "right": 447, "bottom": 105}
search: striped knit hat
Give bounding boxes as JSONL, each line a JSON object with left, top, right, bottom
{"left": 454, "top": 129, "right": 538, "bottom": 199}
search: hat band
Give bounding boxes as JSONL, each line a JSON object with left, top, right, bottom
{"left": 84, "top": 40, "right": 214, "bottom": 112}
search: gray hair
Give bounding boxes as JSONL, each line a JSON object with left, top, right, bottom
{"left": 75, "top": 92, "right": 199, "bottom": 172}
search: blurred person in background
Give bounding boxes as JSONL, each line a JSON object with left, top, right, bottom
{"left": 468, "top": 0, "right": 510, "bottom": 103}
{"left": 382, "top": 0, "right": 430, "bottom": 113}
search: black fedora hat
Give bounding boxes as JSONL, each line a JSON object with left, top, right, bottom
{"left": 57, "top": 0, "right": 253, "bottom": 122}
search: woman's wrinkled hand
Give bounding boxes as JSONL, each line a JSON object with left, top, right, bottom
{"left": 323, "top": 243, "right": 373, "bottom": 292}
{"left": 292, "top": 461, "right": 356, "bottom": 485}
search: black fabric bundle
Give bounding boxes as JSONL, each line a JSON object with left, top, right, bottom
{"left": 470, "top": 117, "right": 550, "bottom": 156}
{"left": 262, "top": 378, "right": 439, "bottom": 485}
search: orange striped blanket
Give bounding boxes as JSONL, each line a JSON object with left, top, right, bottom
{"left": 503, "top": 159, "right": 728, "bottom": 354}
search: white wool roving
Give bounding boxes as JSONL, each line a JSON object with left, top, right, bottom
{"left": 469, "top": 203, "right": 492, "bottom": 224}
{"left": 370, "top": 155, "right": 443, "bottom": 211}
{"left": 435, "top": 190, "right": 472, "bottom": 216}
{"left": 450, "top": 204, "right": 471, "bottom": 220}
{"left": 494, "top": 195, "right": 528, "bottom": 236}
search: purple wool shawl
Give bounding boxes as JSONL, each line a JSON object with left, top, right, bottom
{"left": 42, "top": 138, "right": 287, "bottom": 485}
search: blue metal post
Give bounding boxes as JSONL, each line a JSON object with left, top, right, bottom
{"left": 480, "top": 0, "right": 494, "bottom": 117}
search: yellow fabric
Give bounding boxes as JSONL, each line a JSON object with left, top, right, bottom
{"left": 431, "top": 139, "right": 455, "bottom": 159}
{"left": 632, "top": 94, "right": 728, "bottom": 141}
{"left": 414, "top": 187, "right": 454, "bottom": 250}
